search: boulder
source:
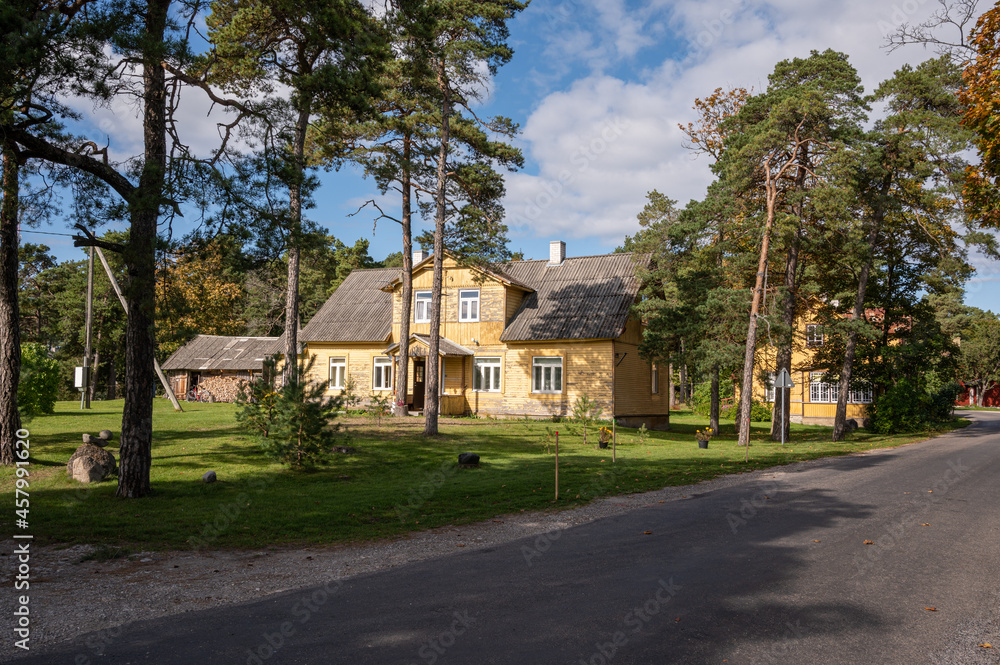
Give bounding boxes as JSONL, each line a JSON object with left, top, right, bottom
{"left": 845, "top": 419, "right": 859, "bottom": 432}
{"left": 83, "top": 433, "right": 107, "bottom": 448}
{"left": 862, "top": 417, "right": 873, "bottom": 430}
{"left": 458, "top": 453, "right": 480, "bottom": 465}
{"left": 202, "top": 471, "right": 217, "bottom": 483}
{"left": 67, "top": 444, "right": 116, "bottom": 483}
{"left": 99, "top": 429, "right": 114, "bottom": 442}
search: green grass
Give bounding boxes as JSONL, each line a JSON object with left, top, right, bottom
{"left": 0, "top": 400, "right": 968, "bottom": 551}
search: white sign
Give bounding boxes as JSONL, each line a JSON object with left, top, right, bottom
{"left": 74, "top": 366, "right": 86, "bottom": 389}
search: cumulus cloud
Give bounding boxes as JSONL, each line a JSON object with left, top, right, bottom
{"left": 503, "top": 0, "right": 984, "bottom": 257}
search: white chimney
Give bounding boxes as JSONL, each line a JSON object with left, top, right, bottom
{"left": 413, "top": 250, "right": 427, "bottom": 264}
{"left": 549, "top": 241, "right": 566, "bottom": 266}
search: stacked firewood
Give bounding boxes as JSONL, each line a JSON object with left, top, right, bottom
{"left": 196, "top": 376, "right": 246, "bottom": 403}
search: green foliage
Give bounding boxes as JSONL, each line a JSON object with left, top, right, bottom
{"left": 18, "top": 343, "right": 60, "bottom": 420}
{"left": 234, "top": 356, "right": 279, "bottom": 438}
{"left": 261, "top": 358, "right": 344, "bottom": 468}
{"left": 571, "top": 392, "right": 603, "bottom": 445}
{"left": 868, "top": 379, "right": 960, "bottom": 434}
{"left": 369, "top": 391, "right": 392, "bottom": 426}
{"left": 636, "top": 423, "right": 649, "bottom": 447}
{"left": 340, "top": 375, "right": 363, "bottom": 414}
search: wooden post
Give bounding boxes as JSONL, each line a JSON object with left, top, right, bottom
{"left": 93, "top": 248, "right": 183, "bottom": 412}
{"left": 81, "top": 246, "right": 94, "bottom": 409}
{"left": 554, "top": 431, "right": 559, "bottom": 501}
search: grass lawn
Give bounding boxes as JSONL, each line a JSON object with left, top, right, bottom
{"left": 0, "top": 399, "right": 968, "bottom": 550}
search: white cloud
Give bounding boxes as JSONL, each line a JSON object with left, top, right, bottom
{"left": 504, "top": 0, "right": 986, "bottom": 258}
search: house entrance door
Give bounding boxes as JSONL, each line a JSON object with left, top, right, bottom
{"left": 412, "top": 360, "right": 425, "bottom": 411}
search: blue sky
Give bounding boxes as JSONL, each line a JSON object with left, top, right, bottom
{"left": 29, "top": 0, "right": 1000, "bottom": 312}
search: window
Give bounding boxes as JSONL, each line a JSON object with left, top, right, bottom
{"left": 651, "top": 363, "right": 659, "bottom": 394}
{"left": 765, "top": 371, "right": 776, "bottom": 403}
{"left": 373, "top": 357, "right": 393, "bottom": 391}
{"left": 532, "top": 357, "right": 563, "bottom": 393}
{"left": 414, "top": 291, "right": 432, "bottom": 323}
{"left": 459, "top": 290, "right": 480, "bottom": 322}
{"left": 849, "top": 383, "right": 873, "bottom": 404}
{"left": 809, "top": 372, "right": 873, "bottom": 404}
{"left": 473, "top": 357, "right": 501, "bottom": 392}
{"left": 329, "top": 357, "right": 346, "bottom": 390}
{"left": 806, "top": 324, "right": 824, "bottom": 347}
{"left": 809, "top": 372, "right": 836, "bottom": 403}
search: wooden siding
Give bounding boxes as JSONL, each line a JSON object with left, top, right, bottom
{"left": 304, "top": 343, "right": 394, "bottom": 407}
{"left": 612, "top": 341, "right": 668, "bottom": 416}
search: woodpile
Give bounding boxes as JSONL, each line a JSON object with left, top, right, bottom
{"left": 196, "top": 376, "right": 246, "bottom": 403}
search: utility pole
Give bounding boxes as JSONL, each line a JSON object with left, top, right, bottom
{"left": 81, "top": 246, "right": 94, "bottom": 409}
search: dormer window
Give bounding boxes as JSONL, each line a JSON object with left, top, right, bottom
{"left": 459, "top": 290, "right": 480, "bottom": 322}
{"left": 414, "top": 291, "right": 432, "bottom": 323}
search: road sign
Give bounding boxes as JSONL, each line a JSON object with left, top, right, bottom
{"left": 774, "top": 367, "right": 794, "bottom": 389}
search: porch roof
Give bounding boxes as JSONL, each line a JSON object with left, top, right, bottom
{"left": 385, "top": 334, "right": 474, "bottom": 358}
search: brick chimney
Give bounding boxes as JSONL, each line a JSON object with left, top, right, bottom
{"left": 548, "top": 241, "right": 566, "bottom": 266}
{"left": 413, "top": 250, "right": 427, "bottom": 263}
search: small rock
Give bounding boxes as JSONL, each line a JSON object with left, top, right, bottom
{"left": 458, "top": 453, "right": 480, "bottom": 465}
{"left": 99, "top": 429, "right": 114, "bottom": 441}
{"left": 333, "top": 446, "right": 355, "bottom": 454}
{"left": 202, "top": 471, "right": 217, "bottom": 483}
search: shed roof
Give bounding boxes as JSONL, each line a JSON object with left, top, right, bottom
{"left": 162, "top": 335, "right": 279, "bottom": 372}
{"left": 300, "top": 267, "right": 396, "bottom": 343}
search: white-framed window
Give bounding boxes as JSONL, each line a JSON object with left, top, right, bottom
{"left": 459, "top": 289, "right": 480, "bottom": 322}
{"left": 806, "top": 324, "right": 824, "bottom": 347}
{"left": 473, "top": 357, "right": 501, "bottom": 392}
{"left": 414, "top": 291, "right": 432, "bottom": 323}
{"left": 765, "top": 371, "right": 776, "bottom": 402}
{"left": 373, "top": 357, "right": 393, "bottom": 391}
{"left": 532, "top": 357, "right": 563, "bottom": 393}
{"left": 809, "top": 372, "right": 835, "bottom": 403}
{"left": 651, "top": 363, "right": 659, "bottom": 394}
{"left": 849, "top": 383, "right": 874, "bottom": 404}
{"left": 809, "top": 372, "right": 873, "bottom": 404}
{"left": 328, "top": 357, "right": 346, "bottom": 390}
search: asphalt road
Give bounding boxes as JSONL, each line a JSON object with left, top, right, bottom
{"left": 14, "top": 412, "right": 1000, "bottom": 665}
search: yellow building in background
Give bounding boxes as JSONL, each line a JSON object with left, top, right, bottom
{"left": 752, "top": 310, "right": 871, "bottom": 426}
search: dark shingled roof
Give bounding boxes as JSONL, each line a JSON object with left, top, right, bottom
{"left": 302, "top": 254, "right": 645, "bottom": 345}
{"left": 300, "top": 267, "right": 396, "bottom": 343}
{"left": 499, "top": 253, "right": 646, "bottom": 342}
{"left": 162, "top": 335, "right": 279, "bottom": 371}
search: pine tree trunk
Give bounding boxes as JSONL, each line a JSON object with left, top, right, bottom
{"left": 737, "top": 179, "right": 779, "bottom": 448}
{"left": 425, "top": 61, "right": 451, "bottom": 436}
{"left": 117, "top": 0, "right": 170, "bottom": 498}
{"left": 771, "top": 227, "right": 800, "bottom": 442}
{"left": 0, "top": 143, "right": 22, "bottom": 466}
{"left": 395, "top": 135, "right": 413, "bottom": 417}
{"left": 679, "top": 361, "right": 688, "bottom": 404}
{"left": 283, "top": 104, "right": 311, "bottom": 386}
{"left": 833, "top": 178, "right": 887, "bottom": 441}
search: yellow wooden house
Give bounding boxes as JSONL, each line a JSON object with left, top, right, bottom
{"left": 298, "top": 242, "right": 670, "bottom": 427}
{"left": 752, "top": 311, "right": 872, "bottom": 426}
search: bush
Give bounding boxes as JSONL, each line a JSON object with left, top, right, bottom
{"left": 18, "top": 343, "right": 61, "bottom": 420}
{"left": 260, "top": 357, "right": 343, "bottom": 467}
{"left": 692, "top": 382, "right": 712, "bottom": 417}
{"left": 868, "top": 379, "right": 960, "bottom": 434}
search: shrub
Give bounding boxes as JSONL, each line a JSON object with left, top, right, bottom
{"left": 868, "top": 380, "right": 960, "bottom": 434}
{"left": 572, "top": 392, "right": 603, "bottom": 445}
{"left": 369, "top": 392, "right": 392, "bottom": 426}
{"left": 18, "top": 343, "right": 60, "bottom": 420}
{"left": 262, "top": 357, "right": 344, "bottom": 467}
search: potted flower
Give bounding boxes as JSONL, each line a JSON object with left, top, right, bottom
{"left": 696, "top": 429, "right": 711, "bottom": 449}
{"left": 598, "top": 426, "right": 612, "bottom": 449}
